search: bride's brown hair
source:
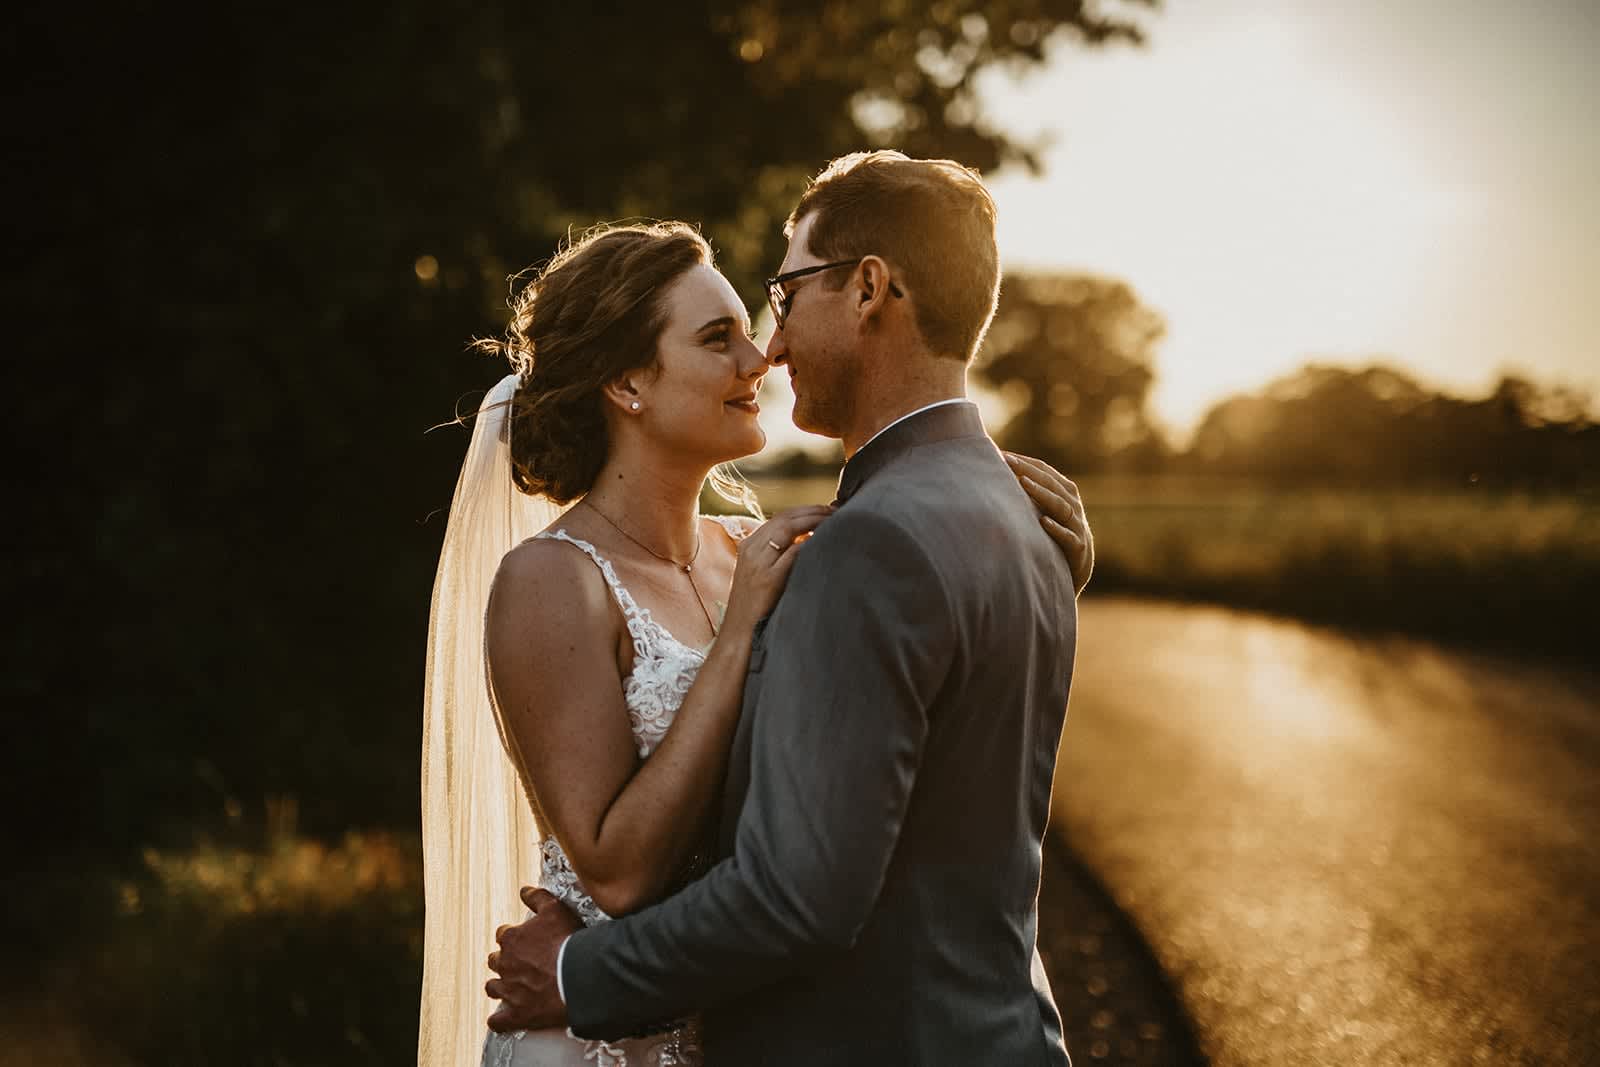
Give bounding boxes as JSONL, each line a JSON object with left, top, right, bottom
{"left": 484, "top": 222, "right": 713, "bottom": 503}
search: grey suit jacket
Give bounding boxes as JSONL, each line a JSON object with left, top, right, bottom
{"left": 563, "top": 403, "right": 1077, "bottom": 1065}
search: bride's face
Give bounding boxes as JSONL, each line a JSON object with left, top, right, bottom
{"left": 634, "top": 263, "right": 769, "bottom": 463}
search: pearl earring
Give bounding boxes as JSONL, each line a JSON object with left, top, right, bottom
{"left": 630, "top": 401, "right": 641, "bottom": 411}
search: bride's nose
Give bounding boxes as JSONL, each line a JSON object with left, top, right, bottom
{"left": 740, "top": 335, "right": 772, "bottom": 377}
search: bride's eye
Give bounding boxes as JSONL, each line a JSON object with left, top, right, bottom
{"left": 702, "top": 320, "right": 755, "bottom": 348}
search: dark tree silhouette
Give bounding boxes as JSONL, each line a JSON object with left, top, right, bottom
{"left": 975, "top": 272, "right": 1170, "bottom": 472}
{"left": 6, "top": 1, "right": 1157, "bottom": 856}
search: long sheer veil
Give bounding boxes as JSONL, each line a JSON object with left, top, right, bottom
{"left": 419, "top": 373, "right": 567, "bottom": 1067}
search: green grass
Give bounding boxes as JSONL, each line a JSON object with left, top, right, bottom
{"left": 750, "top": 475, "right": 1600, "bottom": 663}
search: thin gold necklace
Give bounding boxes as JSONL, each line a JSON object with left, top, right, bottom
{"left": 582, "top": 501, "right": 719, "bottom": 638}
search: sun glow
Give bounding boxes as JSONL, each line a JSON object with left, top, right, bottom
{"left": 755, "top": 4, "right": 1598, "bottom": 457}
{"left": 974, "top": 2, "right": 1599, "bottom": 440}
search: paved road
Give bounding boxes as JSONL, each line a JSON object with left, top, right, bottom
{"left": 1051, "top": 597, "right": 1600, "bottom": 1066}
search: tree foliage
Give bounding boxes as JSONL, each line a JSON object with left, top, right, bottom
{"left": 1187, "top": 364, "right": 1599, "bottom": 487}
{"left": 7, "top": 0, "right": 1156, "bottom": 855}
{"left": 975, "top": 272, "right": 1170, "bottom": 471}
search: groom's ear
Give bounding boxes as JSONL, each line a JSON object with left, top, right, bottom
{"left": 853, "top": 255, "right": 896, "bottom": 327}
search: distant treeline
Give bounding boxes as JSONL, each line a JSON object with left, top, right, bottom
{"left": 1183, "top": 364, "right": 1596, "bottom": 489}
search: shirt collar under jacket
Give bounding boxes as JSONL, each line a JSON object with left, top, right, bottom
{"left": 833, "top": 399, "right": 984, "bottom": 506}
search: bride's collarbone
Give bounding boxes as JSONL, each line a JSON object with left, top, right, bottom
{"left": 594, "top": 542, "right": 732, "bottom": 653}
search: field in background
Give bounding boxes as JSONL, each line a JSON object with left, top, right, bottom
{"left": 746, "top": 475, "right": 1600, "bottom": 663}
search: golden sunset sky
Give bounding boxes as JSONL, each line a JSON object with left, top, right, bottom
{"left": 759, "top": 0, "right": 1598, "bottom": 452}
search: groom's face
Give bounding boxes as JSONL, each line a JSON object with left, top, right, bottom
{"left": 767, "top": 212, "right": 856, "bottom": 439}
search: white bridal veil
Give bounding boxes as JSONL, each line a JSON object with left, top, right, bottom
{"left": 419, "top": 373, "right": 566, "bottom": 1067}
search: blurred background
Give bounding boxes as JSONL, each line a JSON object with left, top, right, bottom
{"left": 5, "top": 0, "right": 1596, "bottom": 1064}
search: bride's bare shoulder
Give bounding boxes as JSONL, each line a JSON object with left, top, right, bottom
{"left": 489, "top": 534, "right": 616, "bottom": 632}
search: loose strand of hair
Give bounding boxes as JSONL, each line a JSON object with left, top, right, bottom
{"left": 705, "top": 463, "right": 764, "bottom": 520}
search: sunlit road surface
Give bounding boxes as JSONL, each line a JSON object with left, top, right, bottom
{"left": 1053, "top": 597, "right": 1600, "bottom": 1066}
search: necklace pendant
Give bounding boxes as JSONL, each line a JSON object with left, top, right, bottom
{"left": 683, "top": 564, "right": 692, "bottom": 574}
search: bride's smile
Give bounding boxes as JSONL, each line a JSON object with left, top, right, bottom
{"left": 635, "top": 262, "right": 769, "bottom": 465}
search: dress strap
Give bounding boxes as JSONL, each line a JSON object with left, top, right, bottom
{"left": 531, "top": 529, "right": 649, "bottom": 630}
{"left": 706, "top": 514, "right": 758, "bottom": 541}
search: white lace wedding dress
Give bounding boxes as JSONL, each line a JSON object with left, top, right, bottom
{"left": 482, "top": 519, "right": 746, "bottom": 1067}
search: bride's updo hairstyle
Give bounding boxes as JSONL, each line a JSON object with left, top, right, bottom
{"left": 492, "top": 222, "right": 713, "bottom": 504}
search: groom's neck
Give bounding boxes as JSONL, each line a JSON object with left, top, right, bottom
{"left": 841, "top": 357, "right": 969, "bottom": 459}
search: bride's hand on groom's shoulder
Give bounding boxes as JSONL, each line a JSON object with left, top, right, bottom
{"left": 485, "top": 887, "right": 583, "bottom": 1033}
{"left": 1004, "top": 452, "right": 1094, "bottom": 598}
{"left": 721, "top": 506, "right": 835, "bottom": 634}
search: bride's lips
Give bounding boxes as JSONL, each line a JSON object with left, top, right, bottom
{"left": 724, "top": 392, "right": 760, "bottom": 414}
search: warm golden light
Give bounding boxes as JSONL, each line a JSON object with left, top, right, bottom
{"left": 414, "top": 253, "right": 439, "bottom": 283}
{"left": 973, "top": 3, "right": 1599, "bottom": 439}
{"left": 1057, "top": 597, "right": 1600, "bottom": 1064}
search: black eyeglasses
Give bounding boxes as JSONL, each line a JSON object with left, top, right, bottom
{"left": 765, "top": 258, "right": 903, "bottom": 330}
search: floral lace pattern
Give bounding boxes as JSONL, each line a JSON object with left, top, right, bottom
{"left": 482, "top": 519, "right": 749, "bottom": 1067}
{"left": 539, "top": 838, "right": 610, "bottom": 928}
{"left": 484, "top": 1024, "right": 701, "bottom": 1067}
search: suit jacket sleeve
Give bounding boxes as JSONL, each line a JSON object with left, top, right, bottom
{"left": 560, "top": 507, "right": 957, "bottom": 1040}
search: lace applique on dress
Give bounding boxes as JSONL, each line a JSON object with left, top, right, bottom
{"left": 483, "top": 524, "right": 726, "bottom": 1067}
{"left": 539, "top": 837, "right": 610, "bottom": 927}
{"left": 705, "top": 513, "right": 757, "bottom": 541}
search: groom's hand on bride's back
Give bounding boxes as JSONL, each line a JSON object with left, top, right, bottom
{"left": 485, "top": 887, "right": 582, "bottom": 1032}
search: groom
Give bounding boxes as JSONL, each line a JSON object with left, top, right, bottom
{"left": 488, "top": 150, "right": 1078, "bottom": 1064}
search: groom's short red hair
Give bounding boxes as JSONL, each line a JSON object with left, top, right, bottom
{"left": 786, "top": 150, "right": 1000, "bottom": 363}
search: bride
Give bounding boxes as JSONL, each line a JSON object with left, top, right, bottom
{"left": 420, "top": 221, "right": 1091, "bottom": 1067}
